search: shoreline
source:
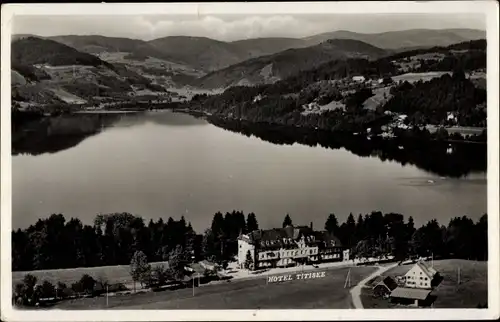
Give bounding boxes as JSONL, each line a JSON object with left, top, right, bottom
{"left": 13, "top": 107, "right": 487, "bottom": 145}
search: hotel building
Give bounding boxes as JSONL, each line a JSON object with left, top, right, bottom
{"left": 237, "top": 224, "right": 349, "bottom": 270}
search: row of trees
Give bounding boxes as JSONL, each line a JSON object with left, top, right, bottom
{"left": 321, "top": 212, "right": 488, "bottom": 261}
{"left": 13, "top": 210, "right": 487, "bottom": 273}
{"left": 12, "top": 213, "right": 200, "bottom": 271}
{"left": 13, "top": 273, "right": 106, "bottom": 307}
{"left": 199, "top": 209, "right": 488, "bottom": 265}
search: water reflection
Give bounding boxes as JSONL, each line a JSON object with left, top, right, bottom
{"left": 12, "top": 111, "right": 487, "bottom": 179}
{"left": 207, "top": 118, "right": 487, "bottom": 179}
{"left": 12, "top": 111, "right": 207, "bottom": 156}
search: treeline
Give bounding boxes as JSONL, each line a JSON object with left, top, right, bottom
{"left": 13, "top": 209, "right": 487, "bottom": 273}
{"left": 382, "top": 72, "right": 486, "bottom": 126}
{"left": 209, "top": 118, "right": 487, "bottom": 178}
{"left": 12, "top": 210, "right": 260, "bottom": 272}
{"left": 414, "top": 50, "right": 486, "bottom": 73}
{"left": 386, "top": 39, "right": 486, "bottom": 61}
{"left": 323, "top": 211, "right": 488, "bottom": 262}
{"left": 12, "top": 213, "right": 200, "bottom": 271}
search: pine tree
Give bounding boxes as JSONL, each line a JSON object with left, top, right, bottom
{"left": 244, "top": 250, "right": 253, "bottom": 270}
{"left": 325, "top": 213, "right": 339, "bottom": 235}
{"left": 246, "top": 213, "right": 259, "bottom": 232}
{"left": 283, "top": 214, "right": 293, "bottom": 228}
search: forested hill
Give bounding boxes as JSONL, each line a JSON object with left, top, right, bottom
{"left": 12, "top": 37, "right": 114, "bottom": 69}
{"left": 302, "top": 28, "right": 486, "bottom": 50}
{"left": 185, "top": 39, "right": 487, "bottom": 132}
{"left": 11, "top": 37, "right": 170, "bottom": 110}
{"left": 193, "top": 39, "right": 388, "bottom": 89}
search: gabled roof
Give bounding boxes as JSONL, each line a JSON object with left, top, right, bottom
{"left": 415, "top": 261, "right": 437, "bottom": 278}
{"left": 390, "top": 287, "right": 431, "bottom": 300}
{"left": 376, "top": 276, "right": 398, "bottom": 291}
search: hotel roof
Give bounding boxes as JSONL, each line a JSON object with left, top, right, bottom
{"left": 244, "top": 225, "right": 342, "bottom": 248}
{"left": 390, "top": 287, "right": 432, "bottom": 300}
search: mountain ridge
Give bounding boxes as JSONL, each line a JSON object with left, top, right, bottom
{"left": 15, "top": 28, "right": 485, "bottom": 73}
{"left": 193, "top": 38, "right": 389, "bottom": 89}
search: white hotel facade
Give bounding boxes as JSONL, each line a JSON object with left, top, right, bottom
{"left": 237, "top": 224, "right": 349, "bottom": 270}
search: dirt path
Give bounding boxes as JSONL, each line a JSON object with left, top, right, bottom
{"left": 350, "top": 263, "right": 398, "bottom": 309}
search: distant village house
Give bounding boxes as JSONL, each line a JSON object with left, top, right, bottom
{"left": 352, "top": 75, "right": 366, "bottom": 83}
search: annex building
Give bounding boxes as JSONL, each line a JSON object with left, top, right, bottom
{"left": 237, "top": 224, "right": 349, "bottom": 270}
{"left": 389, "top": 261, "right": 441, "bottom": 307}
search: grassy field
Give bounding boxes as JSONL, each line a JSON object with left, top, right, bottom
{"left": 392, "top": 72, "right": 451, "bottom": 84}
{"left": 12, "top": 261, "right": 170, "bottom": 289}
{"left": 51, "top": 266, "right": 376, "bottom": 309}
{"left": 363, "top": 86, "right": 392, "bottom": 111}
{"left": 360, "top": 259, "right": 488, "bottom": 309}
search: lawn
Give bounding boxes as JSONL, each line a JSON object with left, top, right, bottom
{"left": 51, "top": 266, "right": 376, "bottom": 309}
{"left": 360, "top": 259, "right": 488, "bottom": 309}
{"left": 12, "top": 261, "right": 170, "bottom": 289}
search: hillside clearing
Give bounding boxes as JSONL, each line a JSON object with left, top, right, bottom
{"left": 392, "top": 71, "right": 451, "bottom": 84}
{"left": 363, "top": 86, "right": 392, "bottom": 110}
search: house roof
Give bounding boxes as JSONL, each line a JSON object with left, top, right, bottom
{"left": 390, "top": 287, "right": 432, "bottom": 300}
{"left": 415, "top": 261, "right": 437, "bottom": 278}
{"left": 373, "top": 276, "right": 398, "bottom": 291}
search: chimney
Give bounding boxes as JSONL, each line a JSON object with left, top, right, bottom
{"left": 310, "top": 222, "right": 313, "bottom": 230}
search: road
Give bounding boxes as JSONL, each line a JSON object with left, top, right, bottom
{"left": 350, "top": 263, "right": 398, "bottom": 309}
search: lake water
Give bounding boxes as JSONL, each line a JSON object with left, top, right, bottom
{"left": 12, "top": 110, "right": 487, "bottom": 232}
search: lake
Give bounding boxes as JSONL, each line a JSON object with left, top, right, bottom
{"left": 12, "top": 110, "right": 487, "bottom": 232}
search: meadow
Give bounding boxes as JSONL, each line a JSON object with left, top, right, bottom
{"left": 52, "top": 266, "right": 377, "bottom": 309}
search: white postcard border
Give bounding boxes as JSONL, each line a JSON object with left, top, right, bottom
{"left": 1, "top": 2, "right": 499, "bottom": 321}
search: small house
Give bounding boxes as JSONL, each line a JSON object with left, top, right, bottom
{"left": 352, "top": 76, "right": 366, "bottom": 83}
{"left": 372, "top": 276, "right": 398, "bottom": 298}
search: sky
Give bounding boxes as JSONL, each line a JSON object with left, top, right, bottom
{"left": 12, "top": 13, "right": 486, "bottom": 42}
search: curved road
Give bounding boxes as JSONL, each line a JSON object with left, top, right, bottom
{"left": 350, "top": 263, "right": 399, "bottom": 309}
